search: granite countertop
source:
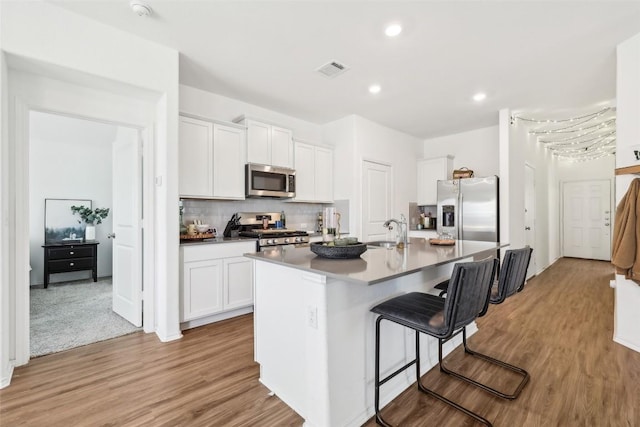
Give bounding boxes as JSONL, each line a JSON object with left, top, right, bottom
{"left": 245, "top": 238, "right": 505, "bottom": 285}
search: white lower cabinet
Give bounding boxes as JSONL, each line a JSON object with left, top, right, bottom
{"left": 180, "top": 241, "right": 256, "bottom": 326}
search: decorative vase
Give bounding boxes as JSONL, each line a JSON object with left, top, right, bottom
{"left": 85, "top": 225, "right": 96, "bottom": 241}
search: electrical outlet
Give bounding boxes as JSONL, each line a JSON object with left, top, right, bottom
{"left": 307, "top": 306, "right": 318, "bottom": 329}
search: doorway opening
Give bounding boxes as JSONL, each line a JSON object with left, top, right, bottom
{"left": 28, "top": 111, "right": 143, "bottom": 357}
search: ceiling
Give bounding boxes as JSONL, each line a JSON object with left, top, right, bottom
{"left": 49, "top": 1, "right": 640, "bottom": 139}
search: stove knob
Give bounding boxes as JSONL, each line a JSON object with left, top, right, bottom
{"left": 295, "top": 237, "right": 301, "bottom": 243}
{"left": 267, "top": 239, "right": 275, "bottom": 245}
{"left": 284, "top": 238, "right": 290, "bottom": 244}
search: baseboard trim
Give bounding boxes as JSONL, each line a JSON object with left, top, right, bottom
{"left": 613, "top": 336, "right": 640, "bottom": 354}
{"left": 180, "top": 306, "right": 254, "bottom": 330}
{"left": 156, "top": 331, "right": 183, "bottom": 342}
{"left": 1, "top": 364, "right": 14, "bottom": 389}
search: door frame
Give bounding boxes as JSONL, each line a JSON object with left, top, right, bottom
{"left": 524, "top": 163, "right": 537, "bottom": 278}
{"left": 560, "top": 178, "right": 612, "bottom": 260}
{"left": 12, "top": 97, "right": 155, "bottom": 365}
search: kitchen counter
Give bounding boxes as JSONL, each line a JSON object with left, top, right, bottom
{"left": 179, "top": 236, "right": 258, "bottom": 246}
{"left": 250, "top": 238, "right": 505, "bottom": 427}
{"left": 245, "top": 238, "right": 500, "bottom": 285}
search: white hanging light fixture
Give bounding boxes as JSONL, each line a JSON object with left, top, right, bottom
{"left": 513, "top": 107, "right": 616, "bottom": 161}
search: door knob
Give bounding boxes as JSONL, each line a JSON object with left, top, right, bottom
{"left": 525, "top": 226, "right": 531, "bottom": 230}
{"left": 107, "top": 233, "right": 116, "bottom": 239}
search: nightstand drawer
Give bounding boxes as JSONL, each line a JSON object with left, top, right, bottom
{"left": 48, "top": 257, "right": 94, "bottom": 273}
{"left": 48, "top": 246, "right": 94, "bottom": 260}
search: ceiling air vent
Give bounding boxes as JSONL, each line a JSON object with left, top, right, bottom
{"left": 316, "top": 60, "right": 350, "bottom": 78}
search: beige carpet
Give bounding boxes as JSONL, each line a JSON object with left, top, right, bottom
{"left": 30, "top": 277, "right": 141, "bottom": 357}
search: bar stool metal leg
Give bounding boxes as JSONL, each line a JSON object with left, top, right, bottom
{"left": 438, "top": 327, "right": 530, "bottom": 400}
{"left": 374, "top": 317, "right": 493, "bottom": 427}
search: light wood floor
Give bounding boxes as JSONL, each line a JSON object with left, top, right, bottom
{"left": 1, "top": 257, "right": 639, "bottom": 426}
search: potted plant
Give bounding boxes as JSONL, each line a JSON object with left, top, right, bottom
{"left": 70, "top": 205, "right": 110, "bottom": 241}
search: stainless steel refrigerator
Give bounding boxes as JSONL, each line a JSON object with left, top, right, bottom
{"left": 436, "top": 176, "right": 499, "bottom": 242}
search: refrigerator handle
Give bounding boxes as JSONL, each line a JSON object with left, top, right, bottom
{"left": 458, "top": 192, "right": 463, "bottom": 240}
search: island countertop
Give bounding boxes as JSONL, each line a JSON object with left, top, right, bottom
{"left": 245, "top": 238, "right": 503, "bottom": 285}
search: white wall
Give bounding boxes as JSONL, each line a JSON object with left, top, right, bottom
{"left": 1, "top": 0, "right": 180, "bottom": 383}
{"left": 28, "top": 112, "right": 117, "bottom": 285}
{"left": 423, "top": 126, "right": 500, "bottom": 177}
{"left": 180, "top": 85, "right": 323, "bottom": 144}
{"left": 323, "top": 115, "right": 422, "bottom": 239}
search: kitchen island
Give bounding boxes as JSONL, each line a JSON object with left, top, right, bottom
{"left": 245, "top": 239, "right": 502, "bottom": 427}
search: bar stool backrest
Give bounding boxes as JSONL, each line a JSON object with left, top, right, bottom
{"left": 444, "top": 257, "right": 498, "bottom": 335}
{"left": 492, "top": 247, "right": 533, "bottom": 304}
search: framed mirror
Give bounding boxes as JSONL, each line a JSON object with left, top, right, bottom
{"left": 44, "top": 198, "right": 92, "bottom": 243}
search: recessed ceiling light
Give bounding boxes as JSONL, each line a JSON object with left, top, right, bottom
{"left": 473, "top": 92, "right": 487, "bottom": 102}
{"left": 130, "top": 0, "right": 153, "bottom": 17}
{"left": 369, "top": 85, "right": 381, "bottom": 94}
{"left": 385, "top": 24, "right": 402, "bottom": 37}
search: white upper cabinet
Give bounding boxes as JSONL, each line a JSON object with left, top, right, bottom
{"left": 293, "top": 141, "right": 333, "bottom": 203}
{"left": 417, "top": 155, "right": 454, "bottom": 206}
{"left": 179, "top": 115, "right": 246, "bottom": 200}
{"left": 179, "top": 116, "right": 214, "bottom": 198}
{"left": 239, "top": 117, "right": 294, "bottom": 168}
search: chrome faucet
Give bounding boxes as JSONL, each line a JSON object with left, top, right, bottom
{"left": 383, "top": 214, "right": 408, "bottom": 248}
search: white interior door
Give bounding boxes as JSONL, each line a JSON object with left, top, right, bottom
{"left": 112, "top": 128, "right": 142, "bottom": 326}
{"left": 524, "top": 164, "right": 536, "bottom": 278}
{"left": 362, "top": 161, "right": 391, "bottom": 242}
{"left": 562, "top": 180, "right": 611, "bottom": 261}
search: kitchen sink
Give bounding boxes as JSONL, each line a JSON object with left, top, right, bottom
{"left": 366, "top": 240, "right": 397, "bottom": 248}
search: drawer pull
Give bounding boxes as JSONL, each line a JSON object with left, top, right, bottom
{"left": 70, "top": 251, "right": 74, "bottom": 255}
{"left": 69, "top": 262, "right": 74, "bottom": 266}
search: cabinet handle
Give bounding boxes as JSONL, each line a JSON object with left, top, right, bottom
{"left": 69, "top": 262, "right": 74, "bottom": 266}
{"left": 70, "top": 251, "right": 74, "bottom": 255}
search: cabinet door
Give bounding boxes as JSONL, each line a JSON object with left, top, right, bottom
{"left": 213, "top": 124, "right": 245, "bottom": 199}
{"left": 224, "top": 256, "right": 254, "bottom": 310}
{"left": 179, "top": 117, "right": 214, "bottom": 197}
{"left": 246, "top": 121, "right": 271, "bottom": 165}
{"left": 293, "top": 142, "right": 315, "bottom": 201}
{"left": 181, "top": 259, "right": 224, "bottom": 321}
{"left": 314, "top": 146, "right": 333, "bottom": 203}
{"left": 417, "top": 157, "right": 452, "bottom": 205}
{"left": 271, "top": 126, "right": 293, "bottom": 168}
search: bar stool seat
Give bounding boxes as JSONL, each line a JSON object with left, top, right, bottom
{"left": 371, "top": 257, "right": 498, "bottom": 427}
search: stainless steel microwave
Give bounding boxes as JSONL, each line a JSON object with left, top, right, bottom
{"left": 245, "top": 163, "right": 296, "bottom": 198}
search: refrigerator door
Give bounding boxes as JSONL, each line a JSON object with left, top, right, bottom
{"left": 460, "top": 176, "right": 499, "bottom": 242}
{"left": 437, "top": 180, "right": 459, "bottom": 237}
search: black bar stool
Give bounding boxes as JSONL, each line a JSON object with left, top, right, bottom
{"left": 433, "top": 247, "right": 533, "bottom": 400}
{"left": 371, "top": 257, "right": 498, "bottom": 427}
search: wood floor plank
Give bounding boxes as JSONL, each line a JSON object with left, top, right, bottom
{"left": 1, "top": 257, "right": 639, "bottom": 426}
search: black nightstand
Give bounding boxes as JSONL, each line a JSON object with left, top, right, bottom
{"left": 42, "top": 242, "right": 99, "bottom": 288}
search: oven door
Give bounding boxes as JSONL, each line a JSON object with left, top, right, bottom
{"left": 246, "top": 163, "right": 296, "bottom": 198}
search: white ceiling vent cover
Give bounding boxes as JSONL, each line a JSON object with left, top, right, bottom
{"left": 316, "top": 60, "right": 350, "bottom": 78}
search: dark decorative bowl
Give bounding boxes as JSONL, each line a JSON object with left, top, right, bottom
{"left": 310, "top": 242, "right": 368, "bottom": 259}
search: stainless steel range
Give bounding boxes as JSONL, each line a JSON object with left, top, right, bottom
{"left": 236, "top": 212, "right": 309, "bottom": 250}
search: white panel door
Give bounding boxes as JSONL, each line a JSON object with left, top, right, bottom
{"left": 562, "top": 180, "right": 611, "bottom": 261}
{"left": 112, "top": 129, "right": 142, "bottom": 326}
{"left": 362, "top": 161, "right": 391, "bottom": 242}
{"left": 524, "top": 164, "right": 536, "bottom": 278}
